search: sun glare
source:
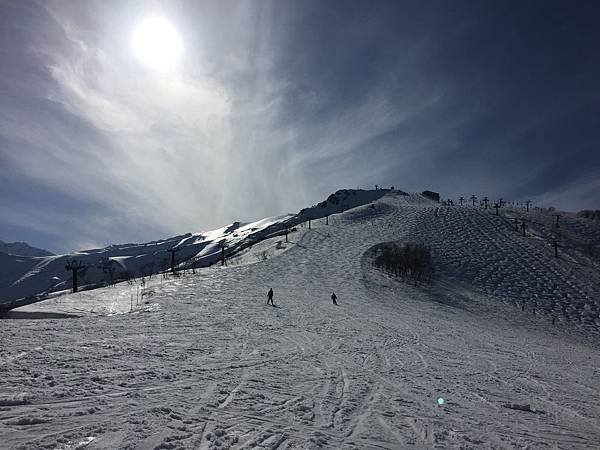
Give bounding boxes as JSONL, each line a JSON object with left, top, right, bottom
{"left": 131, "top": 17, "right": 183, "bottom": 71}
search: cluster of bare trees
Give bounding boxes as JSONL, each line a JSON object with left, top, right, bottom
{"left": 577, "top": 210, "right": 600, "bottom": 220}
{"left": 374, "top": 243, "right": 434, "bottom": 286}
{"left": 98, "top": 257, "right": 116, "bottom": 285}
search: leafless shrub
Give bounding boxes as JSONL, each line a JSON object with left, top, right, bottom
{"left": 373, "top": 242, "right": 434, "bottom": 286}
{"left": 577, "top": 210, "right": 600, "bottom": 220}
{"left": 98, "top": 257, "right": 116, "bottom": 286}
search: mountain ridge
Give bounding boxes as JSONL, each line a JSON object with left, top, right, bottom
{"left": 1, "top": 188, "right": 405, "bottom": 307}
{"left": 0, "top": 240, "right": 54, "bottom": 257}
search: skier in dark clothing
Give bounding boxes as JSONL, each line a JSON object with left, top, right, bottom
{"left": 267, "top": 288, "right": 274, "bottom": 306}
{"left": 331, "top": 292, "right": 337, "bottom": 305}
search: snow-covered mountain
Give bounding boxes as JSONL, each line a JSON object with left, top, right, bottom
{"left": 2, "top": 189, "right": 600, "bottom": 449}
{"left": 0, "top": 240, "right": 53, "bottom": 257}
{"left": 0, "top": 189, "right": 387, "bottom": 308}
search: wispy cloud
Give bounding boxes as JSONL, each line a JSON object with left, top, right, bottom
{"left": 2, "top": 1, "right": 425, "bottom": 252}
{"left": 1, "top": 1, "right": 599, "bottom": 252}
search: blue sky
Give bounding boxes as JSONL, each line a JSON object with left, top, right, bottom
{"left": 1, "top": 0, "right": 599, "bottom": 253}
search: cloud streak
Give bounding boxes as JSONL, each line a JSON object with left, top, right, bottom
{"left": 1, "top": 1, "right": 599, "bottom": 252}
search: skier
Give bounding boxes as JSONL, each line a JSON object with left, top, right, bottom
{"left": 267, "top": 288, "right": 274, "bottom": 306}
{"left": 331, "top": 292, "right": 338, "bottom": 305}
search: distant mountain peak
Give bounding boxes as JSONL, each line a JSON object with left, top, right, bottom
{"left": 0, "top": 240, "right": 54, "bottom": 257}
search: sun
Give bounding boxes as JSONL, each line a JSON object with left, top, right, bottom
{"left": 131, "top": 17, "right": 183, "bottom": 71}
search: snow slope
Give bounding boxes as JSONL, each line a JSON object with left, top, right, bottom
{"left": 0, "top": 215, "right": 296, "bottom": 308}
{"left": 1, "top": 193, "right": 600, "bottom": 449}
{"left": 0, "top": 189, "right": 387, "bottom": 309}
{"left": 412, "top": 206, "right": 600, "bottom": 329}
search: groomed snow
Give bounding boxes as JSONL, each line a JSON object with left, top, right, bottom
{"left": 1, "top": 193, "right": 600, "bottom": 449}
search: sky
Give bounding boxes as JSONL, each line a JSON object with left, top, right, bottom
{"left": 1, "top": 0, "right": 599, "bottom": 254}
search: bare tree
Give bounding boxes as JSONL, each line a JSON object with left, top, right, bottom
{"left": 98, "top": 257, "right": 116, "bottom": 286}
{"left": 512, "top": 218, "right": 519, "bottom": 231}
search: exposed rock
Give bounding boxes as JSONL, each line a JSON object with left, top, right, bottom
{"left": 422, "top": 190, "right": 440, "bottom": 202}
